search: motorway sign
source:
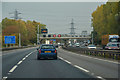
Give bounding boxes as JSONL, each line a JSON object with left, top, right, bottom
{"left": 53, "top": 34, "right": 56, "bottom": 37}
{"left": 53, "top": 39, "right": 56, "bottom": 41}
{"left": 4, "top": 36, "right": 16, "bottom": 44}
{"left": 58, "top": 34, "right": 61, "bottom": 37}
{"left": 50, "top": 39, "right": 56, "bottom": 41}
{"left": 50, "top": 39, "right": 56, "bottom": 44}
{"left": 41, "top": 29, "right": 48, "bottom": 34}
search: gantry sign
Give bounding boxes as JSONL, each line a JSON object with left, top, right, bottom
{"left": 40, "top": 34, "right": 91, "bottom": 39}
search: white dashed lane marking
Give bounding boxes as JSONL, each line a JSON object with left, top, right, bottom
{"left": 9, "top": 65, "right": 17, "bottom": 73}
{"left": 96, "top": 76, "right": 106, "bottom": 80}
{"left": 22, "top": 57, "right": 26, "bottom": 61}
{"left": 8, "top": 50, "right": 36, "bottom": 73}
{"left": 17, "top": 61, "right": 23, "bottom": 65}
{"left": 2, "top": 77, "right": 8, "bottom": 80}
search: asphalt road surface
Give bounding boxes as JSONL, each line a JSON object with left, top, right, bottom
{"left": 2, "top": 47, "right": 120, "bottom": 80}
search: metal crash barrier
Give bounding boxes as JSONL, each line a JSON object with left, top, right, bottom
{"left": 63, "top": 47, "right": 120, "bottom": 60}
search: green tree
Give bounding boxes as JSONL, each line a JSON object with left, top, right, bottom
{"left": 92, "top": 2, "right": 120, "bottom": 45}
{"left": 2, "top": 18, "right": 47, "bottom": 46}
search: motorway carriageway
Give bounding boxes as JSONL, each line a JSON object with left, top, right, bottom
{"left": 2, "top": 47, "right": 120, "bottom": 80}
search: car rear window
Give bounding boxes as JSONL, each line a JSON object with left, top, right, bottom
{"left": 108, "top": 44, "right": 118, "bottom": 47}
{"left": 41, "top": 45, "right": 55, "bottom": 49}
{"left": 89, "top": 45, "right": 95, "bottom": 47}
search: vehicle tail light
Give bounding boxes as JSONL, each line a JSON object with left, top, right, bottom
{"left": 39, "top": 50, "right": 41, "bottom": 53}
{"left": 54, "top": 49, "right": 57, "bottom": 53}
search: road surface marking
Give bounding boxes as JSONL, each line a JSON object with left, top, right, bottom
{"left": 17, "top": 61, "right": 23, "bottom": 65}
{"left": 3, "top": 77, "right": 8, "bottom": 80}
{"left": 58, "top": 56, "right": 64, "bottom": 60}
{"left": 58, "top": 56, "right": 72, "bottom": 64}
{"left": 25, "top": 55, "right": 28, "bottom": 58}
{"left": 80, "top": 54, "right": 119, "bottom": 64}
{"left": 58, "top": 56, "right": 106, "bottom": 79}
{"left": 8, "top": 50, "right": 36, "bottom": 74}
{"left": 96, "top": 76, "right": 106, "bottom": 80}
{"left": 9, "top": 65, "right": 17, "bottom": 73}
{"left": 64, "top": 60, "right": 71, "bottom": 64}
{"left": 80, "top": 55, "right": 92, "bottom": 58}
{"left": 22, "top": 57, "right": 26, "bottom": 61}
{"left": 62, "top": 49, "right": 119, "bottom": 64}
{"left": 74, "top": 65, "right": 89, "bottom": 73}
{"left": 93, "top": 58, "right": 119, "bottom": 64}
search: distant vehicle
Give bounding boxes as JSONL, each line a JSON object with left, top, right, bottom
{"left": 54, "top": 44, "right": 58, "bottom": 48}
{"left": 57, "top": 43, "right": 61, "bottom": 46}
{"left": 87, "top": 44, "right": 96, "bottom": 49}
{"left": 45, "top": 40, "right": 50, "bottom": 44}
{"left": 102, "top": 34, "right": 120, "bottom": 49}
{"left": 37, "top": 44, "right": 57, "bottom": 60}
{"left": 68, "top": 43, "right": 72, "bottom": 47}
{"left": 80, "top": 45, "right": 87, "bottom": 48}
{"left": 60, "top": 43, "right": 64, "bottom": 46}
{"left": 75, "top": 43, "right": 80, "bottom": 47}
{"left": 105, "top": 42, "right": 120, "bottom": 50}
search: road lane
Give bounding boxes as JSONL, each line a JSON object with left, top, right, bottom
{"left": 5, "top": 49, "right": 94, "bottom": 78}
{"left": 3, "top": 47, "right": 119, "bottom": 79}
{"left": 58, "top": 48, "right": 119, "bottom": 78}
{"left": 2, "top": 47, "right": 37, "bottom": 77}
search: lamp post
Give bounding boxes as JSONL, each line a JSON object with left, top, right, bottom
{"left": 37, "top": 25, "right": 40, "bottom": 45}
{"left": 92, "top": 32, "right": 93, "bottom": 45}
{"left": 19, "top": 33, "right": 21, "bottom": 47}
{"left": 91, "top": 26, "right": 94, "bottom": 45}
{"left": 18, "top": 21, "right": 21, "bottom": 47}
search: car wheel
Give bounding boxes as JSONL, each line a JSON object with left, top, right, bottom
{"left": 54, "top": 56, "right": 57, "bottom": 60}
{"left": 37, "top": 56, "right": 40, "bottom": 60}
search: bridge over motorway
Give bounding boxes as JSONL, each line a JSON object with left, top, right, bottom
{"left": 39, "top": 34, "right": 91, "bottom": 45}
{"left": 39, "top": 36, "right": 91, "bottom": 39}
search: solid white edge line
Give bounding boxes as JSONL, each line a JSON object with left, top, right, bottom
{"left": 74, "top": 65, "right": 89, "bottom": 73}
{"left": 58, "top": 56, "right": 71, "bottom": 64}
{"left": 93, "top": 58, "right": 119, "bottom": 64}
{"left": 64, "top": 60, "right": 71, "bottom": 64}
{"left": 58, "top": 56, "right": 64, "bottom": 60}
{"left": 9, "top": 65, "right": 17, "bottom": 73}
{"left": 62, "top": 49, "right": 119, "bottom": 64}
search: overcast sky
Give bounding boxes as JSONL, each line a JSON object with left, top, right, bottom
{"left": 2, "top": 2, "right": 105, "bottom": 34}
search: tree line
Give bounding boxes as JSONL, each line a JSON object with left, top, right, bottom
{"left": 2, "top": 18, "right": 46, "bottom": 47}
{"left": 91, "top": 2, "right": 120, "bottom": 44}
